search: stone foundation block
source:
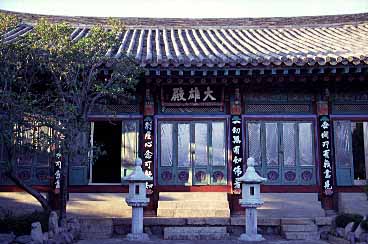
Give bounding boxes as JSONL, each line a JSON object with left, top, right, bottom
{"left": 231, "top": 217, "right": 280, "bottom": 226}
{"left": 80, "top": 231, "right": 112, "bottom": 240}
{"left": 112, "top": 218, "right": 130, "bottom": 226}
{"left": 281, "top": 218, "right": 314, "bottom": 225}
{"left": 164, "top": 227, "right": 229, "bottom": 240}
{"left": 144, "top": 217, "right": 186, "bottom": 226}
{"left": 328, "top": 234, "right": 350, "bottom": 244}
{"left": 315, "top": 216, "right": 333, "bottom": 226}
{"left": 79, "top": 218, "right": 113, "bottom": 240}
{"left": 258, "top": 218, "right": 281, "bottom": 226}
{"left": 113, "top": 224, "right": 130, "bottom": 235}
{"left": 126, "top": 233, "right": 150, "bottom": 241}
{"left": 186, "top": 217, "right": 229, "bottom": 225}
{"left": 230, "top": 217, "right": 245, "bottom": 226}
{"left": 282, "top": 224, "right": 318, "bottom": 232}
{"left": 283, "top": 231, "right": 320, "bottom": 240}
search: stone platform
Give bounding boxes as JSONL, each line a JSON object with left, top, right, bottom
{"left": 157, "top": 192, "right": 230, "bottom": 218}
{"left": 0, "top": 192, "right": 325, "bottom": 219}
{"left": 164, "top": 227, "right": 229, "bottom": 240}
{"left": 0, "top": 192, "right": 333, "bottom": 241}
{"left": 157, "top": 192, "right": 325, "bottom": 219}
{"left": 259, "top": 193, "right": 325, "bottom": 218}
{"left": 0, "top": 192, "right": 45, "bottom": 216}
{"left": 67, "top": 193, "right": 132, "bottom": 218}
{"left": 338, "top": 192, "right": 368, "bottom": 215}
{"left": 81, "top": 216, "right": 332, "bottom": 240}
{"left": 0, "top": 192, "right": 132, "bottom": 218}
{"left": 76, "top": 236, "right": 330, "bottom": 244}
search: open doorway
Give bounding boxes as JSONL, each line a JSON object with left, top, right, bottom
{"left": 92, "top": 121, "right": 122, "bottom": 183}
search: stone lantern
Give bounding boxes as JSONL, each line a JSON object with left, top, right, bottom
{"left": 238, "top": 157, "right": 267, "bottom": 242}
{"left": 123, "top": 157, "right": 153, "bottom": 241}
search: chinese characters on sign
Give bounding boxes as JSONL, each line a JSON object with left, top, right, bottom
{"left": 231, "top": 116, "right": 244, "bottom": 193}
{"left": 161, "top": 86, "right": 223, "bottom": 106}
{"left": 319, "top": 115, "right": 333, "bottom": 196}
{"left": 54, "top": 152, "right": 62, "bottom": 194}
{"left": 143, "top": 116, "right": 154, "bottom": 194}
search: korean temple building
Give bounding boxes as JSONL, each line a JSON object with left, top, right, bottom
{"left": 1, "top": 10, "right": 368, "bottom": 215}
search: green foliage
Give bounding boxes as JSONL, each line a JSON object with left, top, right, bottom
{"left": 0, "top": 13, "right": 142, "bottom": 221}
{"left": 0, "top": 209, "right": 49, "bottom": 235}
{"left": 335, "top": 213, "right": 364, "bottom": 229}
{"left": 1, "top": 13, "right": 141, "bottom": 161}
{"left": 0, "top": 13, "right": 20, "bottom": 35}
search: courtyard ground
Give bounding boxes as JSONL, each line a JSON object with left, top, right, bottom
{"left": 76, "top": 236, "right": 329, "bottom": 244}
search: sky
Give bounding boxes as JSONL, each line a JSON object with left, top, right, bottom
{"left": 0, "top": 0, "right": 367, "bottom": 18}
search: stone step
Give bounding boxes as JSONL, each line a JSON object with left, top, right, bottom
{"left": 259, "top": 207, "right": 325, "bottom": 218}
{"left": 158, "top": 201, "right": 229, "bottom": 209}
{"left": 281, "top": 218, "right": 315, "bottom": 225}
{"left": 159, "top": 192, "right": 228, "bottom": 201}
{"left": 282, "top": 224, "right": 318, "bottom": 232}
{"left": 259, "top": 209, "right": 325, "bottom": 218}
{"left": 283, "top": 231, "right": 320, "bottom": 240}
{"left": 164, "top": 227, "right": 229, "bottom": 240}
{"left": 158, "top": 192, "right": 230, "bottom": 218}
{"left": 157, "top": 208, "right": 230, "bottom": 218}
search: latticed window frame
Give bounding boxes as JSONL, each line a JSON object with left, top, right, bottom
{"left": 332, "top": 117, "right": 368, "bottom": 186}
{"left": 244, "top": 102, "right": 313, "bottom": 114}
{"left": 90, "top": 104, "right": 140, "bottom": 114}
{"left": 160, "top": 106, "right": 225, "bottom": 114}
{"left": 244, "top": 119, "right": 316, "bottom": 185}
{"left": 332, "top": 103, "right": 368, "bottom": 115}
{"left": 157, "top": 119, "right": 228, "bottom": 186}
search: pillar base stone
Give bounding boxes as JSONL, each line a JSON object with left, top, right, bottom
{"left": 239, "top": 233, "right": 265, "bottom": 242}
{"left": 126, "top": 233, "right": 150, "bottom": 241}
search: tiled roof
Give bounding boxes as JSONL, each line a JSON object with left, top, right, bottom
{"left": 2, "top": 11, "right": 368, "bottom": 68}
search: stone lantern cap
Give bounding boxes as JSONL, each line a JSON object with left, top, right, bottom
{"left": 237, "top": 157, "right": 267, "bottom": 184}
{"left": 123, "top": 158, "right": 153, "bottom": 182}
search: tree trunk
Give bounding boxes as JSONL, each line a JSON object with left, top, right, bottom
{"left": 5, "top": 170, "right": 51, "bottom": 213}
{"left": 59, "top": 150, "right": 69, "bottom": 227}
{"left": 47, "top": 158, "right": 59, "bottom": 211}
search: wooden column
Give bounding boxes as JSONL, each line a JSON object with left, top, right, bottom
{"left": 230, "top": 88, "right": 242, "bottom": 115}
{"left": 144, "top": 88, "right": 154, "bottom": 116}
{"left": 142, "top": 87, "right": 157, "bottom": 214}
{"left": 316, "top": 94, "right": 335, "bottom": 210}
{"left": 229, "top": 87, "right": 245, "bottom": 213}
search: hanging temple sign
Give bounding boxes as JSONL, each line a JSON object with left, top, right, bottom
{"left": 161, "top": 85, "right": 223, "bottom": 107}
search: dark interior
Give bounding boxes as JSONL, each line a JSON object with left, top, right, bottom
{"left": 92, "top": 121, "right": 121, "bottom": 183}
{"left": 352, "top": 122, "right": 366, "bottom": 179}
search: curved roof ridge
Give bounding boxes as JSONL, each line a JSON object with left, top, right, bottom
{"left": 1, "top": 9, "right": 368, "bottom": 28}
{"left": 2, "top": 10, "right": 368, "bottom": 68}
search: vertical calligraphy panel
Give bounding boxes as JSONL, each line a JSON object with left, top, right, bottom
{"left": 52, "top": 150, "right": 62, "bottom": 194}
{"left": 319, "top": 115, "right": 334, "bottom": 196}
{"left": 143, "top": 116, "right": 154, "bottom": 194}
{"left": 231, "top": 116, "right": 244, "bottom": 193}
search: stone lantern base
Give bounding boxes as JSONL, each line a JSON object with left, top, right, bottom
{"left": 127, "top": 233, "right": 150, "bottom": 241}
{"left": 239, "top": 233, "right": 265, "bottom": 242}
{"left": 238, "top": 206, "right": 265, "bottom": 242}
